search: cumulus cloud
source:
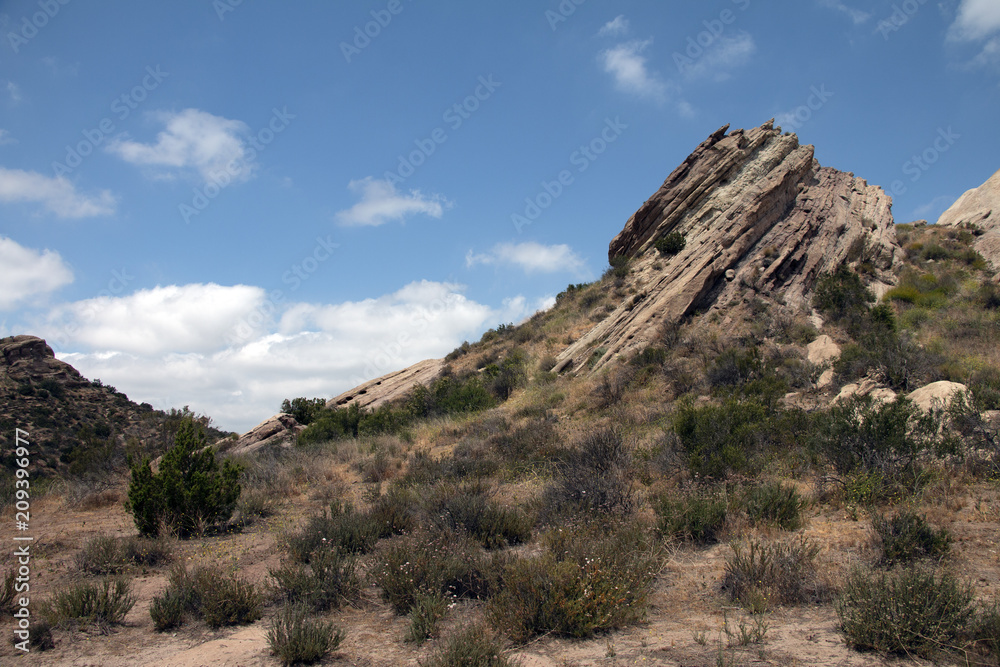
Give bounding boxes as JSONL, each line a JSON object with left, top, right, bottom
{"left": 106, "top": 108, "right": 253, "bottom": 183}
{"left": 678, "top": 33, "right": 756, "bottom": 82}
{"left": 0, "top": 167, "right": 116, "bottom": 217}
{"left": 335, "top": 177, "right": 451, "bottom": 227}
{"left": 600, "top": 39, "right": 668, "bottom": 101}
{"left": 598, "top": 15, "right": 630, "bottom": 37}
{"left": 816, "top": 0, "right": 870, "bottom": 25}
{"left": 465, "top": 242, "right": 587, "bottom": 276}
{"left": 42, "top": 279, "right": 540, "bottom": 433}
{"left": 0, "top": 237, "right": 73, "bottom": 310}
{"left": 949, "top": 0, "right": 1000, "bottom": 42}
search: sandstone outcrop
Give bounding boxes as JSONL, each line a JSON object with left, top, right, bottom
{"left": 557, "top": 120, "right": 903, "bottom": 374}
{"left": 938, "top": 168, "right": 1000, "bottom": 272}
{"left": 226, "top": 413, "right": 303, "bottom": 456}
{"left": 906, "top": 381, "right": 968, "bottom": 413}
{"left": 328, "top": 358, "right": 445, "bottom": 411}
{"left": 807, "top": 335, "right": 840, "bottom": 366}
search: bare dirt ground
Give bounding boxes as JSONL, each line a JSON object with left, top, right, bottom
{"left": 2, "top": 478, "right": 998, "bottom": 667}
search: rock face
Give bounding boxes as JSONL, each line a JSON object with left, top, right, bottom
{"left": 558, "top": 120, "right": 903, "bottom": 374}
{"left": 807, "top": 335, "right": 841, "bottom": 366}
{"left": 938, "top": 168, "right": 1000, "bottom": 272}
{"left": 1, "top": 335, "right": 87, "bottom": 387}
{"left": 226, "top": 413, "right": 303, "bottom": 456}
{"left": 327, "top": 358, "right": 446, "bottom": 411}
{"left": 906, "top": 381, "right": 968, "bottom": 413}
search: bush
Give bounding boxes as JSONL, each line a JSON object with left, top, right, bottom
{"left": 423, "top": 482, "right": 532, "bottom": 549}
{"left": 154, "top": 563, "right": 262, "bottom": 629}
{"left": 655, "top": 232, "right": 687, "bottom": 256}
{"left": 75, "top": 534, "right": 172, "bottom": 574}
{"left": 871, "top": 510, "right": 950, "bottom": 566}
{"left": 150, "top": 588, "right": 187, "bottom": 631}
{"left": 722, "top": 537, "right": 822, "bottom": 612}
{"left": 672, "top": 398, "right": 772, "bottom": 480}
{"left": 406, "top": 593, "right": 448, "bottom": 644}
{"left": 743, "top": 482, "right": 805, "bottom": 531}
{"left": 813, "top": 266, "right": 874, "bottom": 328}
{"left": 200, "top": 572, "right": 263, "bottom": 628}
{"left": 284, "top": 500, "right": 380, "bottom": 562}
{"left": 279, "top": 397, "right": 328, "bottom": 426}
{"left": 267, "top": 604, "right": 344, "bottom": 666}
{"left": 270, "top": 546, "right": 360, "bottom": 612}
{"left": 543, "top": 428, "right": 635, "bottom": 517}
{"left": 837, "top": 566, "right": 976, "bottom": 657}
{"left": 43, "top": 576, "right": 136, "bottom": 628}
{"left": 653, "top": 488, "right": 729, "bottom": 543}
{"left": 423, "top": 624, "right": 519, "bottom": 667}
{"left": 126, "top": 417, "right": 242, "bottom": 537}
{"left": 488, "top": 521, "right": 662, "bottom": 642}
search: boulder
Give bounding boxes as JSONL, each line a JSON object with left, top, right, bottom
{"left": 906, "top": 381, "right": 968, "bottom": 413}
{"left": 938, "top": 168, "right": 1000, "bottom": 272}
{"left": 835, "top": 377, "right": 895, "bottom": 404}
{"left": 807, "top": 335, "right": 841, "bottom": 366}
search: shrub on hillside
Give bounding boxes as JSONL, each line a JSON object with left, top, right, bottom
{"left": 75, "top": 534, "right": 172, "bottom": 575}
{"left": 151, "top": 563, "right": 262, "bottom": 629}
{"left": 672, "top": 397, "right": 773, "bottom": 480}
{"left": 423, "top": 481, "right": 532, "bottom": 549}
{"left": 284, "top": 500, "right": 380, "bottom": 562}
{"left": 270, "top": 546, "right": 361, "bottom": 612}
{"left": 42, "top": 576, "right": 136, "bottom": 628}
{"left": 655, "top": 232, "right": 686, "bottom": 256}
{"left": 743, "top": 481, "right": 805, "bottom": 531}
{"left": 543, "top": 427, "right": 635, "bottom": 517}
{"left": 279, "top": 397, "right": 327, "bottom": 425}
{"left": 871, "top": 510, "right": 950, "bottom": 566}
{"left": 267, "top": 604, "right": 344, "bottom": 666}
{"left": 423, "top": 623, "right": 519, "bottom": 667}
{"left": 722, "top": 537, "right": 823, "bottom": 612}
{"left": 653, "top": 487, "right": 729, "bottom": 543}
{"left": 125, "top": 417, "right": 242, "bottom": 537}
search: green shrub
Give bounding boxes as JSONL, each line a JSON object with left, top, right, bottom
{"left": 423, "top": 482, "right": 532, "bottom": 549}
{"left": 837, "top": 566, "right": 976, "bottom": 657}
{"left": 267, "top": 604, "right": 344, "bottom": 666}
{"left": 368, "top": 485, "right": 417, "bottom": 537}
{"left": 653, "top": 488, "right": 729, "bottom": 543}
{"left": 371, "top": 531, "right": 500, "bottom": 615}
{"left": 813, "top": 266, "right": 874, "bottom": 327}
{"left": 406, "top": 593, "right": 448, "bottom": 644}
{"left": 871, "top": 510, "right": 950, "bottom": 566}
{"left": 43, "top": 576, "right": 136, "bottom": 628}
{"left": 672, "top": 397, "right": 772, "bottom": 480}
{"left": 655, "top": 232, "right": 686, "bottom": 256}
{"left": 284, "top": 500, "right": 380, "bottom": 562}
{"left": 279, "top": 397, "right": 328, "bottom": 425}
{"left": 722, "top": 537, "right": 822, "bottom": 612}
{"left": 126, "top": 417, "right": 242, "bottom": 537}
{"left": 423, "top": 624, "right": 519, "bottom": 667}
{"left": 154, "top": 563, "right": 262, "bottom": 629}
{"left": 743, "top": 482, "right": 805, "bottom": 531}
{"left": 199, "top": 572, "right": 263, "bottom": 628}
{"left": 150, "top": 588, "right": 187, "bottom": 631}
{"left": 543, "top": 428, "right": 635, "bottom": 517}
{"left": 75, "top": 534, "right": 172, "bottom": 574}
{"left": 270, "top": 546, "right": 360, "bottom": 612}
{"left": 488, "top": 521, "right": 662, "bottom": 642}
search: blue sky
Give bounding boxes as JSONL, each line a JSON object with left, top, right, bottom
{"left": 1, "top": 0, "right": 998, "bottom": 433}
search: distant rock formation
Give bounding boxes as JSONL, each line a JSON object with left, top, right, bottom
{"left": 1, "top": 335, "right": 87, "bottom": 387}
{"left": 226, "top": 413, "right": 303, "bottom": 456}
{"left": 938, "top": 168, "right": 1000, "bottom": 272}
{"left": 558, "top": 120, "right": 903, "bottom": 374}
{"left": 327, "top": 358, "right": 445, "bottom": 411}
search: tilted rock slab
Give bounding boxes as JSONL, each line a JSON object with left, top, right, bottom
{"left": 938, "top": 167, "right": 1000, "bottom": 273}
{"left": 225, "top": 413, "right": 303, "bottom": 456}
{"left": 327, "top": 358, "right": 445, "bottom": 411}
{"left": 557, "top": 120, "right": 903, "bottom": 374}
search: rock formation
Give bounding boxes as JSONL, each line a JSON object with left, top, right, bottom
{"left": 225, "top": 413, "right": 303, "bottom": 456}
{"left": 327, "top": 358, "right": 445, "bottom": 411}
{"left": 1, "top": 335, "right": 88, "bottom": 388}
{"left": 557, "top": 120, "right": 903, "bottom": 374}
{"left": 938, "top": 168, "right": 1000, "bottom": 272}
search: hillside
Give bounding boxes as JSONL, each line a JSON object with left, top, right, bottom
{"left": 2, "top": 121, "right": 1000, "bottom": 666}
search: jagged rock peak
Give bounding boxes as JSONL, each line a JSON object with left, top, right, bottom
{"left": 557, "top": 119, "right": 903, "bottom": 374}
{"left": 1, "top": 335, "right": 55, "bottom": 365}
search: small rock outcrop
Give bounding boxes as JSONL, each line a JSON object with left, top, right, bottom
{"left": 328, "top": 358, "right": 445, "bottom": 411}
{"left": 807, "top": 335, "right": 841, "bottom": 366}
{"left": 938, "top": 168, "right": 1000, "bottom": 272}
{"left": 1, "top": 335, "right": 87, "bottom": 387}
{"left": 558, "top": 120, "right": 903, "bottom": 374}
{"left": 226, "top": 413, "right": 303, "bottom": 456}
{"left": 906, "top": 381, "right": 968, "bottom": 413}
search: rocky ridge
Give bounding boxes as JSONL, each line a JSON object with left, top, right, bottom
{"left": 938, "top": 167, "right": 1000, "bottom": 272}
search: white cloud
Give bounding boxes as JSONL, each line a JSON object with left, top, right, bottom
{"left": 335, "top": 177, "right": 451, "bottom": 227}
{"left": 817, "top": 0, "right": 870, "bottom": 25}
{"left": 6, "top": 81, "right": 21, "bottom": 104}
{"left": 0, "top": 129, "right": 15, "bottom": 146}
{"left": 47, "top": 280, "right": 530, "bottom": 433}
{"left": 679, "top": 33, "right": 756, "bottom": 82}
{"left": 949, "top": 0, "right": 1000, "bottom": 42}
{"left": 0, "top": 237, "right": 73, "bottom": 310}
{"left": 0, "top": 167, "right": 116, "bottom": 218}
{"left": 598, "top": 15, "right": 630, "bottom": 37}
{"left": 466, "top": 242, "right": 587, "bottom": 276}
{"left": 600, "top": 39, "right": 668, "bottom": 101}
{"left": 106, "top": 108, "right": 252, "bottom": 184}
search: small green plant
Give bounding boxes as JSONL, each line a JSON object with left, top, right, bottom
{"left": 837, "top": 566, "right": 976, "bottom": 658}
{"left": 152, "top": 563, "right": 262, "bottom": 629}
{"left": 199, "top": 572, "right": 263, "bottom": 628}
{"left": 125, "top": 417, "right": 242, "bottom": 537}
{"left": 655, "top": 231, "right": 687, "bottom": 256}
{"left": 423, "top": 482, "right": 532, "bottom": 549}
{"left": 423, "top": 623, "right": 520, "bottom": 667}
{"left": 42, "top": 576, "right": 136, "bottom": 628}
{"left": 270, "top": 546, "right": 360, "bottom": 612}
{"left": 722, "top": 537, "right": 822, "bottom": 612}
{"left": 406, "top": 592, "right": 448, "bottom": 644}
{"left": 743, "top": 482, "right": 805, "bottom": 531}
{"left": 284, "top": 500, "right": 380, "bottom": 562}
{"left": 149, "top": 588, "right": 187, "bottom": 631}
{"left": 267, "top": 604, "right": 344, "bottom": 666}
{"left": 75, "top": 534, "right": 172, "bottom": 575}
{"left": 653, "top": 488, "right": 729, "bottom": 543}
{"left": 871, "top": 510, "right": 950, "bottom": 566}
